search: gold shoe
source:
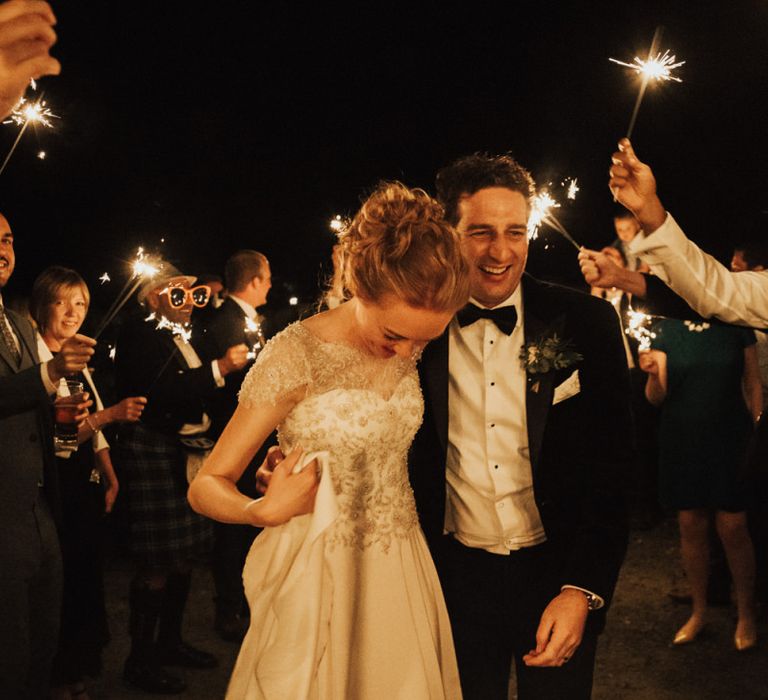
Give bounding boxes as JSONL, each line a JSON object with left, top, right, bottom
{"left": 673, "top": 618, "right": 705, "bottom": 645}
{"left": 734, "top": 621, "right": 757, "bottom": 652}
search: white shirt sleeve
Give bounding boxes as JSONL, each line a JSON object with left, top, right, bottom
{"left": 631, "top": 213, "right": 768, "bottom": 328}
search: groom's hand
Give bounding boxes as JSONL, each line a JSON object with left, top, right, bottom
{"left": 522, "top": 589, "right": 588, "bottom": 667}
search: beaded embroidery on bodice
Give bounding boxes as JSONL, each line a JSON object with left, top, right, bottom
{"left": 239, "top": 322, "right": 423, "bottom": 552}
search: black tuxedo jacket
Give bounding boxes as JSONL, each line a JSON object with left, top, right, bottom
{"left": 409, "top": 275, "right": 631, "bottom": 610}
{"left": 115, "top": 316, "right": 219, "bottom": 435}
{"left": 195, "top": 297, "right": 257, "bottom": 438}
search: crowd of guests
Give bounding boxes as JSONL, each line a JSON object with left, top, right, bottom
{"left": 2, "top": 232, "right": 278, "bottom": 697}
{"left": 1, "top": 4, "right": 767, "bottom": 699}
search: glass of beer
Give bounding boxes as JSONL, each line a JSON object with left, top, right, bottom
{"left": 54, "top": 379, "right": 84, "bottom": 452}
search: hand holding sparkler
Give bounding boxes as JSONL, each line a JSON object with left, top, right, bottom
{"left": 609, "top": 139, "right": 666, "bottom": 232}
{"left": 578, "top": 246, "right": 649, "bottom": 297}
{"left": 0, "top": 1, "right": 60, "bottom": 121}
{"left": 637, "top": 348, "right": 660, "bottom": 375}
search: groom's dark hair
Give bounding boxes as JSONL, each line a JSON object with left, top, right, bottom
{"left": 435, "top": 153, "right": 535, "bottom": 226}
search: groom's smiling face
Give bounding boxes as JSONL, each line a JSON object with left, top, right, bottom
{"left": 456, "top": 187, "right": 529, "bottom": 308}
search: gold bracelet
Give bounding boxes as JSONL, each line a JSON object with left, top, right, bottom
{"left": 85, "top": 416, "right": 100, "bottom": 433}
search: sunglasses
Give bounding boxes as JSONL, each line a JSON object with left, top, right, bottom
{"left": 160, "top": 285, "right": 211, "bottom": 308}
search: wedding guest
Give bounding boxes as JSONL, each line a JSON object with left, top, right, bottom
{"left": 0, "top": 0, "right": 60, "bottom": 120}
{"left": 0, "top": 213, "right": 95, "bottom": 698}
{"left": 196, "top": 250, "right": 272, "bottom": 642}
{"left": 114, "top": 265, "right": 249, "bottom": 694}
{"left": 640, "top": 317, "right": 760, "bottom": 650}
{"left": 30, "top": 265, "right": 147, "bottom": 700}
{"left": 610, "top": 209, "right": 648, "bottom": 273}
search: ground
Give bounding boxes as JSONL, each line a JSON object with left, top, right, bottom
{"left": 87, "top": 516, "right": 767, "bottom": 699}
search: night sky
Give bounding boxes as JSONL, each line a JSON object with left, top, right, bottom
{"left": 2, "top": 2, "right": 767, "bottom": 322}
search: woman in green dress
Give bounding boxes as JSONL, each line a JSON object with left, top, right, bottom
{"left": 641, "top": 318, "right": 761, "bottom": 651}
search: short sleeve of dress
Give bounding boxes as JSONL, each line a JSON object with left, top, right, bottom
{"left": 238, "top": 324, "right": 313, "bottom": 407}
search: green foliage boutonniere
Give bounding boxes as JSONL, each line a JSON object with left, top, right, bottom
{"left": 520, "top": 334, "right": 582, "bottom": 375}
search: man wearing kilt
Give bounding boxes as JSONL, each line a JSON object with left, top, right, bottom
{"left": 114, "top": 263, "right": 249, "bottom": 694}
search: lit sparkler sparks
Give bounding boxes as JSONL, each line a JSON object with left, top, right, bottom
{"left": 625, "top": 309, "right": 657, "bottom": 351}
{"left": 609, "top": 49, "right": 685, "bottom": 84}
{"left": 145, "top": 312, "right": 192, "bottom": 343}
{"left": 610, "top": 28, "right": 684, "bottom": 140}
{"left": 99, "top": 273, "right": 111, "bottom": 285}
{"left": 0, "top": 83, "right": 59, "bottom": 176}
{"left": 244, "top": 316, "right": 265, "bottom": 360}
{"left": 37, "top": 150, "right": 46, "bottom": 160}
{"left": 528, "top": 191, "right": 560, "bottom": 241}
{"left": 93, "top": 247, "right": 162, "bottom": 339}
{"left": 563, "top": 178, "right": 580, "bottom": 200}
{"left": 329, "top": 214, "right": 350, "bottom": 236}
{"left": 527, "top": 189, "right": 580, "bottom": 250}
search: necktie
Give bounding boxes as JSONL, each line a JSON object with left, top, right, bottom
{"left": 0, "top": 304, "right": 21, "bottom": 366}
{"left": 456, "top": 303, "right": 518, "bottom": 335}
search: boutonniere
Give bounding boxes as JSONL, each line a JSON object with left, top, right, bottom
{"left": 520, "top": 334, "right": 582, "bottom": 376}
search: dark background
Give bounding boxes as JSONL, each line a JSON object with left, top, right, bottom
{"left": 2, "top": 2, "right": 767, "bottom": 317}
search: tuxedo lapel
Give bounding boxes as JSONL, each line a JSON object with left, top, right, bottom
{"left": 523, "top": 278, "right": 566, "bottom": 474}
{"left": 420, "top": 328, "right": 449, "bottom": 454}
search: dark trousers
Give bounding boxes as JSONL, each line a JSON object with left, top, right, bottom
{"left": 212, "top": 521, "right": 257, "bottom": 618}
{"left": 436, "top": 536, "right": 598, "bottom": 700}
{"left": 0, "top": 492, "right": 63, "bottom": 699}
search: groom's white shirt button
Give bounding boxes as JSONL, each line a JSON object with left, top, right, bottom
{"left": 445, "top": 285, "right": 547, "bottom": 555}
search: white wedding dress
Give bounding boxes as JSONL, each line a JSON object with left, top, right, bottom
{"left": 227, "top": 322, "right": 461, "bottom": 700}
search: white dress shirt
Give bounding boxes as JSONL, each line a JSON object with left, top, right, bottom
{"left": 631, "top": 213, "right": 768, "bottom": 328}
{"left": 229, "top": 294, "right": 257, "bottom": 321}
{"left": 445, "top": 285, "right": 546, "bottom": 555}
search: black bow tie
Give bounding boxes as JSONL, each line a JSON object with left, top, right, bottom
{"left": 457, "top": 303, "right": 518, "bottom": 335}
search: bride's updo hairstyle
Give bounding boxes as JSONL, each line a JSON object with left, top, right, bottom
{"left": 336, "top": 182, "right": 470, "bottom": 313}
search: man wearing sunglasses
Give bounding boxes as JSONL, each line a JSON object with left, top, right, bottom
{"left": 113, "top": 264, "right": 249, "bottom": 694}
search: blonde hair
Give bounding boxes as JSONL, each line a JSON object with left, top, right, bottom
{"left": 333, "top": 182, "right": 470, "bottom": 312}
{"left": 30, "top": 266, "right": 90, "bottom": 334}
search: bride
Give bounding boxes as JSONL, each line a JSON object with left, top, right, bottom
{"left": 188, "top": 182, "right": 469, "bottom": 699}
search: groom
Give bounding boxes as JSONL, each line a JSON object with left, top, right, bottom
{"left": 409, "top": 154, "right": 631, "bottom": 699}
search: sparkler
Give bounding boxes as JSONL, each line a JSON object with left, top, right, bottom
{"left": 527, "top": 189, "right": 580, "bottom": 250}
{"left": 625, "top": 308, "right": 657, "bottom": 351}
{"left": 99, "top": 273, "right": 111, "bottom": 285}
{"left": 244, "top": 316, "right": 265, "bottom": 360}
{"left": 610, "top": 28, "right": 685, "bottom": 140}
{"left": 329, "top": 214, "right": 350, "bottom": 236}
{"left": 563, "top": 178, "right": 580, "bottom": 200}
{"left": 145, "top": 312, "right": 192, "bottom": 343}
{"left": 0, "top": 84, "right": 59, "bottom": 176}
{"left": 93, "top": 248, "right": 161, "bottom": 339}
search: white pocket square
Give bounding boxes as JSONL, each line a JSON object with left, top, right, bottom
{"left": 552, "top": 369, "right": 580, "bottom": 405}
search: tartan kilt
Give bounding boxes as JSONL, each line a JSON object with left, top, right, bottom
{"left": 117, "top": 423, "right": 212, "bottom": 567}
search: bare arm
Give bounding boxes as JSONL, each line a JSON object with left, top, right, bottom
{"left": 187, "top": 390, "right": 318, "bottom": 527}
{"left": 742, "top": 344, "right": 763, "bottom": 424}
{"left": 639, "top": 350, "right": 667, "bottom": 406}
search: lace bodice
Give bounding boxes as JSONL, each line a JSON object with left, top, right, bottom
{"left": 239, "top": 322, "right": 423, "bottom": 551}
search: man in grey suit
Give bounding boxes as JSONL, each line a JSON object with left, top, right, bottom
{"left": 0, "top": 211, "right": 95, "bottom": 698}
